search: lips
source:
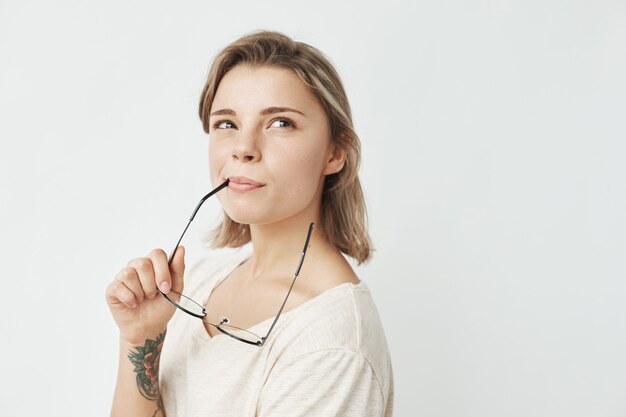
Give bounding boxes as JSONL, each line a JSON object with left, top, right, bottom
{"left": 228, "top": 176, "right": 265, "bottom": 186}
{"left": 227, "top": 176, "right": 265, "bottom": 192}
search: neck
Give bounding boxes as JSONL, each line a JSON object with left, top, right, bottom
{"left": 245, "top": 214, "right": 329, "bottom": 281}
{"left": 236, "top": 177, "right": 339, "bottom": 281}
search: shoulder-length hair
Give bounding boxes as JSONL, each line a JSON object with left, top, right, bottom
{"left": 198, "top": 30, "right": 373, "bottom": 264}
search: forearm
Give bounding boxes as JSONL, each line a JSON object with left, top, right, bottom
{"left": 110, "top": 330, "right": 167, "bottom": 417}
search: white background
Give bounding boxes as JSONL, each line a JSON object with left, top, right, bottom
{"left": 1, "top": 0, "right": 625, "bottom": 416}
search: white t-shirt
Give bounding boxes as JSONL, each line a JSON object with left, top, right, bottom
{"left": 159, "top": 245, "right": 394, "bottom": 417}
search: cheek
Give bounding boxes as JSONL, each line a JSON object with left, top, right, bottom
{"left": 208, "top": 141, "right": 227, "bottom": 180}
{"left": 275, "top": 148, "right": 326, "bottom": 198}
{"left": 290, "top": 152, "right": 323, "bottom": 178}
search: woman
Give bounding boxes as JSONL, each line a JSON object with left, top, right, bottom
{"left": 105, "top": 30, "right": 394, "bottom": 417}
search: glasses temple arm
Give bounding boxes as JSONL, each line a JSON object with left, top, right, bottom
{"left": 167, "top": 179, "right": 230, "bottom": 265}
{"left": 262, "top": 222, "right": 315, "bottom": 343}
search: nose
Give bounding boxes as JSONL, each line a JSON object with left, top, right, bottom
{"left": 231, "top": 128, "right": 261, "bottom": 163}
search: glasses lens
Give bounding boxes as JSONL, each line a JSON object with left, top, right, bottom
{"left": 214, "top": 322, "right": 263, "bottom": 345}
{"left": 166, "top": 290, "right": 206, "bottom": 317}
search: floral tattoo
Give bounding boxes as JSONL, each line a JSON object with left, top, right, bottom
{"left": 128, "top": 330, "right": 166, "bottom": 416}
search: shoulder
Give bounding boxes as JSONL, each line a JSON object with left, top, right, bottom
{"left": 265, "top": 280, "right": 393, "bottom": 398}
{"left": 284, "top": 281, "right": 388, "bottom": 352}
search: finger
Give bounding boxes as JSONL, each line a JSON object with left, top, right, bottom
{"left": 128, "top": 257, "right": 158, "bottom": 299}
{"left": 106, "top": 280, "right": 138, "bottom": 309}
{"left": 147, "top": 248, "right": 172, "bottom": 294}
{"left": 116, "top": 266, "right": 145, "bottom": 303}
{"left": 170, "top": 245, "right": 185, "bottom": 293}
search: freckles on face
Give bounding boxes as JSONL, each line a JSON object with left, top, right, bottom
{"left": 206, "top": 64, "right": 332, "bottom": 224}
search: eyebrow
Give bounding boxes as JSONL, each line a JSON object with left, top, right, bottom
{"left": 209, "top": 106, "right": 307, "bottom": 118}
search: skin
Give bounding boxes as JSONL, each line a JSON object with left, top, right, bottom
{"left": 203, "top": 64, "right": 359, "bottom": 335}
{"left": 105, "top": 63, "right": 360, "bottom": 416}
{"left": 209, "top": 64, "right": 337, "bottom": 228}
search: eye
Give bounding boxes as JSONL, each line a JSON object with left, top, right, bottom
{"left": 213, "top": 120, "right": 236, "bottom": 130}
{"left": 269, "top": 118, "right": 296, "bottom": 129}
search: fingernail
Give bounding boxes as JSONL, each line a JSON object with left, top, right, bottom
{"left": 160, "top": 281, "right": 171, "bottom": 293}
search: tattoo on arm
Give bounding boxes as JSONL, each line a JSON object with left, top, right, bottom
{"left": 128, "top": 330, "right": 167, "bottom": 417}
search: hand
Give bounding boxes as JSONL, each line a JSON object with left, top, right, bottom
{"left": 105, "top": 247, "right": 185, "bottom": 345}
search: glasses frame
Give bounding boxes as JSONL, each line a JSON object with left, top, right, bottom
{"left": 158, "top": 178, "right": 314, "bottom": 347}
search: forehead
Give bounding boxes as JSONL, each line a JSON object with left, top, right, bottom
{"left": 211, "top": 64, "right": 323, "bottom": 115}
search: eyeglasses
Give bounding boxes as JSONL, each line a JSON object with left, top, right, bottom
{"left": 158, "top": 178, "right": 314, "bottom": 347}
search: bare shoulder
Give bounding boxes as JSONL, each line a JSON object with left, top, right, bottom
{"left": 300, "top": 250, "right": 360, "bottom": 296}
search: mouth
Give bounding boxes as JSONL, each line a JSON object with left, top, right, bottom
{"left": 227, "top": 176, "right": 265, "bottom": 192}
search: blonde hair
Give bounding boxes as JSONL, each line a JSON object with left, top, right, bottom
{"left": 198, "top": 30, "right": 373, "bottom": 264}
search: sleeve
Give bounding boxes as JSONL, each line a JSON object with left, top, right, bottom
{"left": 256, "top": 349, "right": 385, "bottom": 417}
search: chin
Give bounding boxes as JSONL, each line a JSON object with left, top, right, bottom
{"left": 223, "top": 207, "right": 273, "bottom": 226}
{"left": 224, "top": 204, "right": 304, "bottom": 227}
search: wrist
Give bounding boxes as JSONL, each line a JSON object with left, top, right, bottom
{"left": 120, "top": 330, "right": 166, "bottom": 394}
{"left": 120, "top": 328, "right": 168, "bottom": 348}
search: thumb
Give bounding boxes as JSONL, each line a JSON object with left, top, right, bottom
{"left": 170, "top": 245, "right": 186, "bottom": 293}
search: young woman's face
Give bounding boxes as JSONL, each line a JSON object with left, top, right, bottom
{"left": 208, "top": 64, "right": 340, "bottom": 226}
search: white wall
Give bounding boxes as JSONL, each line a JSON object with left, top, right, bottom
{"left": 0, "top": 0, "right": 624, "bottom": 415}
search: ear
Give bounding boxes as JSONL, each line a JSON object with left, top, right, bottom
{"left": 323, "top": 141, "right": 347, "bottom": 175}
